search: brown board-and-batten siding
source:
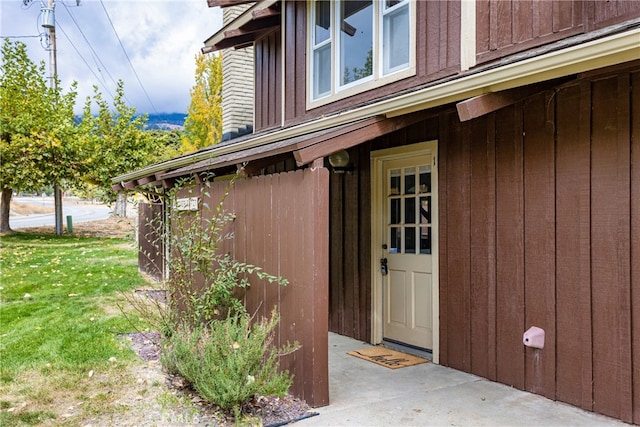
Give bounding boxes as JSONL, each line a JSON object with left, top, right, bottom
{"left": 475, "top": 0, "right": 640, "bottom": 65}
{"left": 436, "top": 65, "right": 640, "bottom": 423}
{"left": 328, "top": 63, "right": 639, "bottom": 423}
{"left": 254, "top": 29, "right": 282, "bottom": 132}
{"left": 201, "top": 168, "right": 330, "bottom": 408}
{"left": 328, "top": 145, "right": 372, "bottom": 341}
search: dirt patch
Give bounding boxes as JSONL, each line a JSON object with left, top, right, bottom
{"left": 14, "top": 216, "right": 136, "bottom": 238}
{"left": 10, "top": 201, "right": 55, "bottom": 215}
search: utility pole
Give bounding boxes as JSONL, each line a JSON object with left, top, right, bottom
{"left": 41, "top": 0, "right": 63, "bottom": 235}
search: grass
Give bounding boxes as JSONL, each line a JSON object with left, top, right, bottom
{"left": 0, "top": 232, "right": 153, "bottom": 426}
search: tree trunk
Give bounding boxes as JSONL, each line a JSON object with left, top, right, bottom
{"left": 114, "top": 191, "right": 127, "bottom": 217}
{"left": 0, "top": 188, "right": 13, "bottom": 233}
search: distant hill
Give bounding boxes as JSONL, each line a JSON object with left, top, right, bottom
{"left": 74, "top": 113, "right": 186, "bottom": 130}
{"left": 143, "top": 113, "right": 186, "bottom": 130}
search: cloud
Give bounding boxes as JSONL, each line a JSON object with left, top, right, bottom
{"left": 0, "top": 0, "right": 223, "bottom": 114}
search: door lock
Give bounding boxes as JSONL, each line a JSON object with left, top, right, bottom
{"left": 380, "top": 257, "right": 388, "bottom": 276}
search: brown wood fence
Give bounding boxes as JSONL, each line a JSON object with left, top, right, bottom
{"left": 201, "top": 168, "right": 330, "bottom": 407}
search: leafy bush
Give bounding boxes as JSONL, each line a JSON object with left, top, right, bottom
{"left": 162, "top": 309, "right": 296, "bottom": 412}
{"left": 136, "top": 170, "right": 287, "bottom": 334}
{"left": 130, "top": 169, "right": 298, "bottom": 417}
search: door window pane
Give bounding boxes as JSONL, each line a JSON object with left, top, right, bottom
{"left": 419, "top": 165, "right": 431, "bottom": 193}
{"left": 390, "top": 227, "right": 401, "bottom": 253}
{"left": 405, "top": 227, "right": 416, "bottom": 254}
{"left": 390, "top": 198, "right": 401, "bottom": 224}
{"left": 405, "top": 197, "right": 415, "bottom": 224}
{"left": 420, "top": 227, "right": 431, "bottom": 254}
{"left": 404, "top": 167, "right": 415, "bottom": 194}
{"left": 389, "top": 169, "right": 400, "bottom": 195}
{"left": 339, "top": 0, "right": 373, "bottom": 86}
{"left": 420, "top": 196, "right": 430, "bottom": 224}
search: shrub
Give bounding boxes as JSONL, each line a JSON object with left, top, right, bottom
{"left": 136, "top": 170, "right": 287, "bottom": 334}
{"left": 161, "top": 309, "right": 297, "bottom": 412}
{"left": 129, "top": 169, "right": 298, "bottom": 417}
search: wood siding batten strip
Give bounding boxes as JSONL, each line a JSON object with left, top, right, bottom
{"left": 487, "top": 113, "right": 497, "bottom": 381}
{"left": 577, "top": 80, "right": 594, "bottom": 412}
{"left": 615, "top": 73, "right": 633, "bottom": 423}
{"left": 630, "top": 69, "right": 640, "bottom": 425}
{"left": 438, "top": 113, "right": 449, "bottom": 366}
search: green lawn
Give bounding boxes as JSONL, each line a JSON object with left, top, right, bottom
{"left": 0, "top": 232, "right": 152, "bottom": 425}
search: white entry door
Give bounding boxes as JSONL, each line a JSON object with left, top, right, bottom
{"left": 373, "top": 143, "right": 437, "bottom": 351}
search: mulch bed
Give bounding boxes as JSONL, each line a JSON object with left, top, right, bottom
{"left": 120, "top": 330, "right": 316, "bottom": 427}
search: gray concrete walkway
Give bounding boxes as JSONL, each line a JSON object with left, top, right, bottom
{"left": 297, "top": 333, "right": 626, "bottom": 426}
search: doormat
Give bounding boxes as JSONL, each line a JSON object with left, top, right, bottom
{"left": 347, "top": 347, "right": 428, "bottom": 369}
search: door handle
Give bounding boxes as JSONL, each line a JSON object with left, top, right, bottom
{"left": 380, "top": 257, "right": 388, "bottom": 276}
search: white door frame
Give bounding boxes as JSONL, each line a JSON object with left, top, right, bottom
{"left": 370, "top": 140, "right": 439, "bottom": 364}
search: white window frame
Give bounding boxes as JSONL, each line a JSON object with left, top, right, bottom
{"left": 307, "top": 0, "right": 416, "bottom": 110}
{"left": 310, "top": 0, "right": 333, "bottom": 100}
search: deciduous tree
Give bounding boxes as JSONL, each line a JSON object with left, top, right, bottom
{"left": 77, "top": 82, "right": 158, "bottom": 215}
{"left": 181, "top": 54, "right": 222, "bottom": 153}
{"left": 0, "top": 39, "right": 78, "bottom": 233}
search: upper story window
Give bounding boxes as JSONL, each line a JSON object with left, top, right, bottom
{"left": 309, "top": 0, "right": 414, "bottom": 105}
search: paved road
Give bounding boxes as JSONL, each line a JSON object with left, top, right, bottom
{"left": 10, "top": 197, "right": 112, "bottom": 229}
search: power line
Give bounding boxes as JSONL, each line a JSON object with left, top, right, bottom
{"left": 98, "top": 0, "right": 158, "bottom": 113}
{"left": 55, "top": 21, "right": 115, "bottom": 101}
{"left": 0, "top": 35, "right": 41, "bottom": 39}
{"left": 57, "top": 2, "right": 127, "bottom": 104}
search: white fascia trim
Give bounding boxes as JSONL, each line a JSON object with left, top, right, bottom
{"left": 371, "top": 27, "right": 640, "bottom": 117}
{"left": 114, "top": 28, "right": 639, "bottom": 184}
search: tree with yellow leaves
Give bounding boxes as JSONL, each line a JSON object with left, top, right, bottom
{"left": 181, "top": 53, "right": 223, "bottom": 153}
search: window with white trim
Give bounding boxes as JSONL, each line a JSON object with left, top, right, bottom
{"left": 310, "top": 0, "right": 413, "bottom": 103}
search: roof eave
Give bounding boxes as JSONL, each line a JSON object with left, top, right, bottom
{"left": 113, "top": 26, "right": 640, "bottom": 187}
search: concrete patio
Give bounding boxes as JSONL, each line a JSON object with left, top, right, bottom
{"left": 296, "top": 333, "right": 626, "bottom": 426}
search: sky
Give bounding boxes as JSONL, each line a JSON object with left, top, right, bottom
{"left": 0, "top": 0, "right": 223, "bottom": 114}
